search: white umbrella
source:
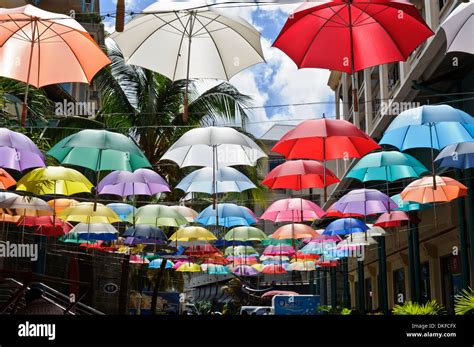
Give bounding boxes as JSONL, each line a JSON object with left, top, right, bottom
{"left": 71, "top": 223, "right": 119, "bottom": 235}
{"left": 110, "top": 1, "right": 265, "bottom": 121}
{"left": 441, "top": 0, "right": 474, "bottom": 54}
{"left": 176, "top": 167, "right": 256, "bottom": 194}
{"left": 161, "top": 126, "right": 266, "bottom": 167}
{"left": 337, "top": 234, "right": 378, "bottom": 249}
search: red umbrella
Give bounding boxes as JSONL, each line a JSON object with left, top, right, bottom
{"left": 324, "top": 203, "right": 364, "bottom": 218}
{"left": 272, "top": 118, "right": 380, "bottom": 200}
{"left": 184, "top": 244, "right": 220, "bottom": 257}
{"left": 261, "top": 264, "right": 287, "bottom": 275}
{"left": 262, "top": 160, "right": 339, "bottom": 190}
{"left": 273, "top": 0, "right": 433, "bottom": 110}
{"left": 18, "top": 215, "right": 73, "bottom": 237}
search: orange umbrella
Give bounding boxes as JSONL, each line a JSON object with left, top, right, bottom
{"left": 0, "top": 213, "right": 21, "bottom": 223}
{"left": 47, "top": 199, "right": 79, "bottom": 215}
{"left": 0, "top": 5, "right": 111, "bottom": 125}
{"left": 0, "top": 169, "right": 16, "bottom": 189}
{"left": 401, "top": 176, "right": 467, "bottom": 203}
{"left": 271, "top": 224, "right": 319, "bottom": 240}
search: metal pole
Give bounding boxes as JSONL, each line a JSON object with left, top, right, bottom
{"left": 183, "top": 12, "right": 194, "bottom": 123}
{"left": 357, "top": 260, "right": 365, "bottom": 313}
{"left": 21, "top": 19, "right": 37, "bottom": 127}
{"left": 377, "top": 236, "right": 388, "bottom": 313}
{"left": 466, "top": 169, "right": 474, "bottom": 285}
{"left": 455, "top": 170, "right": 470, "bottom": 289}
{"left": 412, "top": 220, "right": 422, "bottom": 303}
{"left": 330, "top": 266, "right": 337, "bottom": 309}
{"left": 342, "top": 258, "right": 350, "bottom": 308}
{"left": 407, "top": 222, "right": 416, "bottom": 301}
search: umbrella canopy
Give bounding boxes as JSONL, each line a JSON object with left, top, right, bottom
{"left": 59, "top": 202, "right": 121, "bottom": 224}
{"left": 380, "top": 105, "right": 474, "bottom": 151}
{"left": 300, "top": 242, "right": 336, "bottom": 255}
{"left": 304, "top": 234, "right": 342, "bottom": 244}
{"left": 169, "top": 206, "right": 198, "bottom": 223}
{"left": 0, "top": 128, "right": 45, "bottom": 171}
{"left": 346, "top": 151, "right": 429, "bottom": 182}
{"left": 441, "top": 0, "right": 474, "bottom": 54}
{"left": 149, "top": 259, "right": 174, "bottom": 269}
{"left": 123, "top": 225, "right": 167, "bottom": 240}
{"left": 263, "top": 244, "right": 295, "bottom": 256}
{"left": 232, "top": 264, "right": 259, "bottom": 276}
{"left": 169, "top": 226, "right": 216, "bottom": 242}
{"left": 261, "top": 264, "right": 287, "bottom": 275}
{"left": 184, "top": 244, "right": 220, "bottom": 256}
{"left": 323, "top": 218, "right": 369, "bottom": 236}
{"left": 261, "top": 290, "right": 299, "bottom": 299}
{"left": 286, "top": 261, "right": 316, "bottom": 272}
{"left": 0, "top": 196, "right": 52, "bottom": 216}
{"left": 18, "top": 215, "right": 73, "bottom": 236}
{"left": 331, "top": 189, "right": 397, "bottom": 216}
{"left": 106, "top": 203, "right": 137, "bottom": 221}
{"left": 98, "top": 169, "right": 170, "bottom": 197}
{"left": 129, "top": 255, "right": 149, "bottom": 264}
{"left": 262, "top": 160, "right": 339, "bottom": 190}
{"left": 260, "top": 198, "right": 325, "bottom": 223}
{"left": 273, "top": 0, "right": 433, "bottom": 73}
{"left": 70, "top": 223, "right": 119, "bottom": 241}
{"left": 16, "top": 166, "right": 93, "bottom": 196}
{"left": 337, "top": 235, "right": 378, "bottom": 249}
{"left": 0, "top": 213, "right": 21, "bottom": 223}
{"left": 127, "top": 205, "right": 188, "bottom": 227}
{"left": 224, "top": 226, "right": 267, "bottom": 242}
{"left": 435, "top": 142, "right": 474, "bottom": 170}
{"left": 400, "top": 176, "right": 467, "bottom": 203}
{"left": 224, "top": 245, "right": 258, "bottom": 257}
{"left": 374, "top": 211, "right": 412, "bottom": 228}
{"left": 161, "top": 127, "right": 266, "bottom": 168}
{"left": 111, "top": 1, "right": 264, "bottom": 81}
{"left": 203, "top": 264, "right": 231, "bottom": 275}
{"left": 271, "top": 224, "right": 319, "bottom": 240}
{"left": 273, "top": 118, "right": 380, "bottom": 161}
{"left": 323, "top": 204, "right": 364, "bottom": 218}
{"left": 47, "top": 130, "right": 152, "bottom": 172}
{"left": 47, "top": 199, "right": 78, "bottom": 214}
{"left": 176, "top": 167, "right": 256, "bottom": 194}
{"left": 0, "top": 169, "right": 16, "bottom": 189}
{"left": 195, "top": 203, "right": 257, "bottom": 228}
{"left": 391, "top": 194, "right": 431, "bottom": 212}
{"left": 176, "top": 263, "right": 201, "bottom": 273}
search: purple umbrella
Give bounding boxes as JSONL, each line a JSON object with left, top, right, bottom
{"left": 97, "top": 169, "right": 170, "bottom": 197}
{"left": 232, "top": 264, "right": 259, "bottom": 276}
{"left": 331, "top": 189, "right": 397, "bottom": 216}
{"left": 263, "top": 244, "right": 296, "bottom": 256}
{"left": 0, "top": 128, "right": 44, "bottom": 171}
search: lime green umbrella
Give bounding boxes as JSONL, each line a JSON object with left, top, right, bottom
{"left": 224, "top": 245, "right": 258, "bottom": 256}
{"left": 224, "top": 226, "right": 267, "bottom": 242}
{"left": 127, "top": 205, "right": 188, "bottom": 227}
{"left": 47, "top": 130, "right": 152, "bottom": 172}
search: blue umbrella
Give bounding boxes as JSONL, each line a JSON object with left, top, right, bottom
{"left": 107, "top": 203, "right": 137, "bottom": 221}
{"left": 205, "top": 265, "right": 231, "bottom": 275}
{"left": 213, "top": 239, "right": 252, "bottom": 247}
{"left": 322, "top": 218, "right": 368, "bottom": 236}
{"left": 195, "top": 203, "right": 257, "bottom": 228}
{"left": 176, "top": 167, "right": 256, "bottom": 194}
{"left": 149, "top": 259, "right": 173, "bottom": 269}
{"left": 435, "top": 142, "right": 474, "bottom": 169}
{"left": 123, "top": 225, "right": 167, "bottom": 240}
{"left": 391, "top": 194, "right": 431, "bottom": 212}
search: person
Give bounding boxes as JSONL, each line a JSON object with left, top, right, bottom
{"left": 16, "top": 287, "right": 65, "bottom": 315}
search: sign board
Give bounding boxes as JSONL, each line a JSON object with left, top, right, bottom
{"left": 272, "top": 295, "right": 320, "bottom": 315}
{"left": 103, "top": 283, "right": 119, "bottom": 294}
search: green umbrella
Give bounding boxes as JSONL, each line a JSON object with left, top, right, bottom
{"left": 224, "top": 226, "right": 268, "bottom": 242}
{"left": 47, "top": 130, "right": 152, "bottom": 172}
{"left": 346, "top": 151, "right": 428, "bottom": 182}
{"left": 59, "top": 232, "right": 92, "bottom": 244}
{"left": 128, "top": 205, "right": 188, "bottom": 228}
{"left": 261, "top": 238, "right": 298, "bottom": 246}
{"left": 224, "top": 245, "right": 258, "bottom": 256}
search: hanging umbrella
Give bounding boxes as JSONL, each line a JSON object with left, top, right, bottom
{"left": 260, "top": 255, "right": 290, "bottom": 263}
{"left": 0, "top": 128, "right": 45, "bottom": 171}
{"left": 261, "top": 290, "right": 299, "bottom": 299}
{"left": 0, "top": 169, "right": 16, "bottom": 189}
{"left": 47, "top": 199, "right": 78, "bottom": 215}
{"left": 176, "top": 167, "right": 256, "bottom": 194}
{"left": 323, "top": 218, "right": 369, "bottom": 236}
{"left": 16, "top": 166, "right": 93, "bottom": 196}
{"left": 273, "top": 0, "right": 433, "bottom": 112}
{"left": 292, "top": 253, "right": 320, "bottom": 262}
{"left": 127, "top": 205, "right": 188, "bottom": 227}
{"left": 337, "top": 235, "right": 378, "bottom": 249}
{"left": 271, "top": 224, "right": 319, "bottom": 240}
{"left": 106, "top": 203, "right": 137, "bottom": 221}
{"left": 365, "top": 225, "right": 387, "bottom": 237}
{"left": 169, "top": 226, "right": 216, "bottom": 242}
{"left": 185, "top": 244, "right": 221, "bottom": 257}
{"left": 123, "top": 225, "right": 167, "bottom": 241}
{"left": 130, "top": 255, "right": 149, "bottom": 264}
{"left": 224, "top": 226, "right": 267, "bottom": 242}
{"left": 0, "top": 196, "right": 53, "bottom": 217}
{"left": 228, "top": 256, "right": 259, "bottom": 266}
{"left": 59, "top": 202, "right": 121, "bottom": 224}
{"left": 176, "top": 263, "right": 201, "bottom": 273}
{"left": 261, "top": 198, "right": 325, "bottom": 223}
{"left": 441, "top": 0, "right": 474, "bottom": 54}
{"left": 195, "top": 203, "right": 257, "bottom": 228}
{"left": 331, "top": 189, "right": 397, "bottom": 216}
{"left": 98, "top": 169, "right": 170, "bottom": 196}
{"left": 263, "top": 244, "right": 295, "bottom": 256}
{"left": 202, "top": 264, "right": 230, "bottom": 275}
{"left": 70, "top": 223, "right": 119, "bottom": 241}
{"left": 346, "top": 151, "right": 429, "bottom": 183}
{"left": 17, "top": 215, "right": 73, "bottom": 237}
{"left": 374, "top": 211, "right": 413, "bottom": 228}
{"left": 304, "top": 234, "right": 342, "bottom": 244}
{"left": 287, "top": 261, "right": 316, "bottom": 272}
{"left": 232, "top": 264, "right": 259, "bottom": 276}
{"left": 272, "top": 118, "right": 380, "bottom": 200}
{"left": 391, "top": 194, "right": 431, "bottom": 212}
{"left": 224, "top": 245, "right": 258, "bottom": 257}
{"left": 47, "top": 130, "right": 152, "bottom": 172}
{"left": 0, "top": 213, "right": 21, "bottom": 224}
{"left": 400, "top": 176, "right": 467, "bottom": 203}
{"left": 300, "top": 242, "right": 334, "bottom": 255}
{"left": 149, "top": 259, "right": 174, "bottom": 269}
{"left": 169, "top": 206, "right": 198, "bottom": 223}
{"left": 323, "top": 204, "right": 364, "bottom": 219}
{"left": 262, "top": 160, "right": 339, "bottom": 190}
{"left": 435, "top": 142, "right": 474, "bottom": 169}
{"left": 261, "top": 264, "right": 287, "bottom": 275}
{"left": 0, "top": 5, "right": 111, "bottom": 125}
{"left": 161, "top": 127, "right": 266, "bottom": 168}
{"left": 111, "top": 1, "right": 264, "bottom": 122}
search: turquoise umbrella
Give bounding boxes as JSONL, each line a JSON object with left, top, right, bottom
{"left": 346, "top": 151, "right": 428, "bottom": 182}
{"left": 391, "top": 194, "right": 431, "bottom": 212}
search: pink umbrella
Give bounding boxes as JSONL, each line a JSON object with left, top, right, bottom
{"left": 271, "top": 224, "right": 319, "bottom": 240}
{"left": 263, "top": 244, "right": 295, "bottom": 256}
{"left": 261, "top": 264, "right": 287, "bottom": 275}
{"left": 374, "top": 211, "right": 418, "bottom": 228}
{"left": 262, "top": 290, "right": 299, "bottom": 299}
{"left": 261, "top": 198, "right": 325, "bottom": 223}
{"left": 0, "top": 5, "right": 111, "bottom": 125}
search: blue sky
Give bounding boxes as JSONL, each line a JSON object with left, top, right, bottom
{"left": 100, "top": 0, "right": 335, "bottom": 137}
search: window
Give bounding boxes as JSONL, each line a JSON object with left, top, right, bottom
{"left": 393, "top": 268, "right": 406, "bottom": 305}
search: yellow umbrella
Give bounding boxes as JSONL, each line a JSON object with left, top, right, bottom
{"left": 176, "top": 263, "right": 201, "bottom": 273}
{"left": 47, "top": 199, "right": 79, "bottom": 214}
{"left": 252, "top": 264, "right": 265, "bottom": 272}
{"left": 16, "top": 166, "right": 93, "bottom": 196}
{"left": 168, "top": 226, "right": 216, "bottom": 242}
{"left": 59, "top": 202, "right": 121, "bottom": 224}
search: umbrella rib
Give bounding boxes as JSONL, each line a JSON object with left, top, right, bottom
{"left": 353, "top": 6, "right": 391, "bottom": 26}
{"left": 445, "top": 13, "right": 473, "bottom": 52}
{"left": 172, "top": 12, "right": 192, "bottom": 81}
